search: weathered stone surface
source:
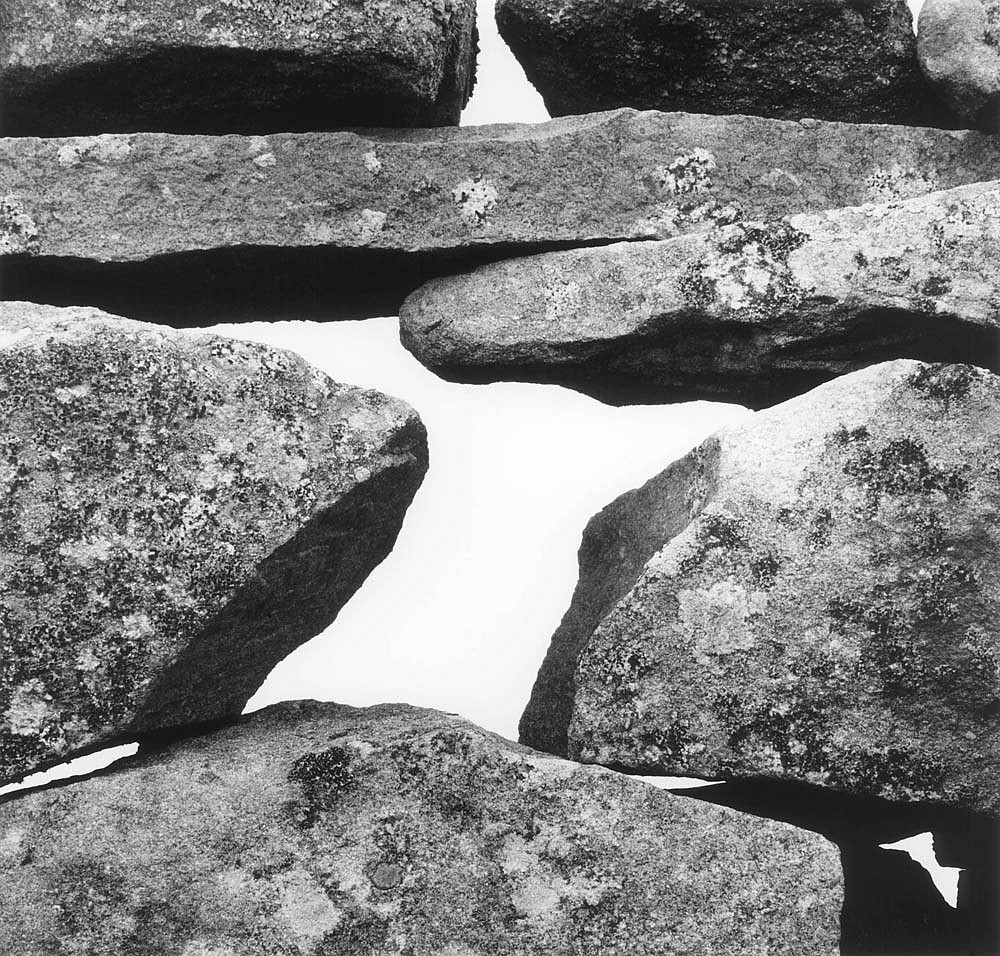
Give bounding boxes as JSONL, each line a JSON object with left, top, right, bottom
{"left": 400, "top": 180, "right": 1000, "bottom": 408}
{"left": 521, "top": 361, "right": 1000, "bottom": 816}
{"left": 918, "top": 0, "right": 1000, "bottom": 131}
{"left": 0, "top": 302, "right": 427, "bottom": 788}
{"left": 0, "top": 0, "right": 478, "bottom": 135}
{"left": 496, "top": 0, "right": 952, "bottom": 127}
{"left": 0, "top": 700, "right": 843, "bottom": 954}
{"left": 3, "top": 109, "right": 1000, "bottom": 322}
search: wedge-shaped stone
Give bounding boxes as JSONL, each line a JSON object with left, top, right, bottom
{"left": 496, "top": 0, "right": 950, "bottom": 126}
{"left": 3, "top": 110, "right": 1000, "bottom": 322}
{"left": 521, "top": 361, "right": 1000, "bottom": 816}
{"left": 0, "top": 302, "right": 427, "bottom": 788}
{"left": 0, "top": 0, "right": 478, "bottom": 135}
{"left": 0, "top": 701, "right": 843, "bottom": 954}
{"left": 400, "top": 181, "right": 1000, "bottom": 407}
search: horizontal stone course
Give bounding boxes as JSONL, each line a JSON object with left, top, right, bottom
{"left": 0, "top": 0, "right": 478, "bottom": 135}
{"left": 399, "top": 180, "right": 1000, "bottom": 407}
{"left": 2, "top": 109, "right": 999, "bottom": 321}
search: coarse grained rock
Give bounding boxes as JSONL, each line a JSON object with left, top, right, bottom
{"left": 0, "top": 700, "right": 843, "bottom": 955}
{"left": 918, "top": 0, "right": 1000, "bottom": 132}
{"left": 521, "top": 361, "right": 1000, "bottom": 816}
{"left": 400, "top": 180, "right": 1000, "bottom": 408}
{"left": 0, "top": 302, "right": 427, "bottom": 788}
{"left": 496, "top": 0, "right": 952, "bottom": 127}
{"left": 3, "top": 109, "right": 1000, "bottom": 322}
{"left": 0, "top": 0, "right": 478, "bottom": 135}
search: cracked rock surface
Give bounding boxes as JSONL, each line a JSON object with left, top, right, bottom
{"left": 918, "top": 0, "right": 1000, "bottom": 131}
{"left": 0, "top": 302, "right": 428, "bottom": 788}
{"left": 400, "top": 180, "right": 1000, "bottom": 408}
{"left": 0, "top": 0, "right": 478, "bottom": 135}
{"left": 3, "top": 109, "right": 1000, "bottom": 322}
{"left": 521, "top": 361, "right": 1000, "bottom": 816}
{"left": 496, "top": 0, "right": 950, "bottom": 126}
{"left": 0, "top": 701, "right": 843, "bottom": 954}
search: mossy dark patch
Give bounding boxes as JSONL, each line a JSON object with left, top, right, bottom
{"left": 635, "top": 719, "right": 696, "bottom": 768}
{"left": 287, "top": 746, "right": 353, "bottom": 827}
{"left": 842, "top": 435, "right": 969, "bottom": 501}
{"left": 715, "top": 220, "right": 807, "bottom": 260}
{"left": 678, "top": 220, "right": 808, "bottom": 319}
{"left": 714, "top": 691, "right": 831, "bottom": 777}
{"left": 907, "top": 363, "right": 983, "bottom": 406}
{"left": 831, "top": 747, "right": 947, "bottom": 795}
{"left": 677, "top": 511, "right": 748, "bottom": 576}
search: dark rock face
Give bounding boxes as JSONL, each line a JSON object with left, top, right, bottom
{"left": 0, "top": 701, "right": 843, "bottom": 954}
{"left": 918, "top": 0, "right": 1000, "bottom": 132}
{"left": 522, "top": 361, "right": 1000, "bottom": 817}
{"left": 3, "top": 110, "right": 1000, "bottom": 323}
{"left": 496, "top": 0, "right": 951, "bottom": 127}
{"left": 0, "top": 0, "right": 478, "bottom": 135}
{"left": 0, "top": 302, "right": 428, "bottom": 788}
{"left": 400, "top": 180, "right": 1000, "bottom": 408}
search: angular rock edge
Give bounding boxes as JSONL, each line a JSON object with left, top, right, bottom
{"left": 520, "top": 360, "right": 1000, "bottom": 820}
{"left": 0, "top": 302, "right": 428, "bottom": 787}
{"left": 400, "top": 180, "right": 1000, "bottom": 408}
{"left": 0, "top": 0, "right": 478, "bottom": 135}
{"left": 0, "top": 700, "right": 843, "bottom": 955}
{"left": 3, "top": 109, "right": 1000, "bottom": 323}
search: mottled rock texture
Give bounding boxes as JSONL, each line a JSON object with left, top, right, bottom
{"left": 496, "top": 0, "right": 951, "bottom": 126}
{"left": 0, "top": 701, "right": 843, "bottom": 954}
{"left": 521, "top": 361, "right": 1000, "bottom": 816}
{"left": 3, "top": 110, "right": 1000, "bottom": 322}
{"left": 400, "top": 180, "right": 1000, "bottom": 408}
{"left": 918, "top": 0, "right": 1000, "bottom": 131}
{"left": 0, "top": 303, "right": 427, "bottom": 788}
{"left": 0, "top": 0, "right": 478, "bottom": 135}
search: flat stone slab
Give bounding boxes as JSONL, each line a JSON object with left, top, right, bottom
{"left": 919, "top": 0, "right": 1000, "bottom": 131}
{"left": 0, "top": 701, "right": 843, "bottom": 954}
{"left": 0, "top": 302, "right": 427, "bottom": 788}
{"left": 521, "top": 361, "right": 1000, "bottom": 817}
{"left": 496, "top": 0, "right": 953, "bottom": 127}
{"left": 0, "top": 0, "right": 477, "bottom": 135}
{"left": 3, "top": 109, "right": 1000, "bottom": 322}
{"left": 400, "top": 180, "right": 1000, "bottom": 408}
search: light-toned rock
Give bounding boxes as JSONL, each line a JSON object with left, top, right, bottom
{"left": 919, "top": 0, "right": 1000, "bottom": 131}
{"left": 0, "top": 0, "right": 478, "bottom": 134}
{"left": 400, "top": 180, "right": 1000, "bottom": 407}
{"left": 3, "top": 110, "right": 1000, "bottom": 321}
{"left": 0, "top": 701, "right": 844, "bottom": 955}
{"left": 521, "top": 361, "right": 1000, "bottom": 817}
{"left": 497, "top": 0, "right": 953, "bottom": 126}
{"left": 0, "top": 302, "right": 427, "bottom": 787}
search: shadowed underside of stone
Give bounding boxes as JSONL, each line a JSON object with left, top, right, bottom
{"left": 0, "top": 302, "right": 428, "bottom": 788}
{"left": 496, "top": 0, "right": 954, "bottom": 127}
{"left": 0, "top": 0, "right": 478, "bottom": 135}
{"left": 0, "top": 701, "right": 843, "bottom": 954}
{"left": 522, "top": 360, "right": 1000, "bottom": 816}
{"left": 3, "top": 110, "right": 1000, "bottom": 323}
{"left": 918, "top": 0, "right": 1000, "bottom": 132}
{"left": 400, "top": 180, "right": 1000, "bottom": 408}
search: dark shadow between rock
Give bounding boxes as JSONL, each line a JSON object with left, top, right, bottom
{"left": 674, "top": 777, "right": 999, "bottom": 955}
{"left": 0, "top": 238, "right": 636, "bottom": 327}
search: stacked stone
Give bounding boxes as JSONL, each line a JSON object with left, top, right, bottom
{"left": 1, "top": 0, "right": 998, "bottom": 953}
